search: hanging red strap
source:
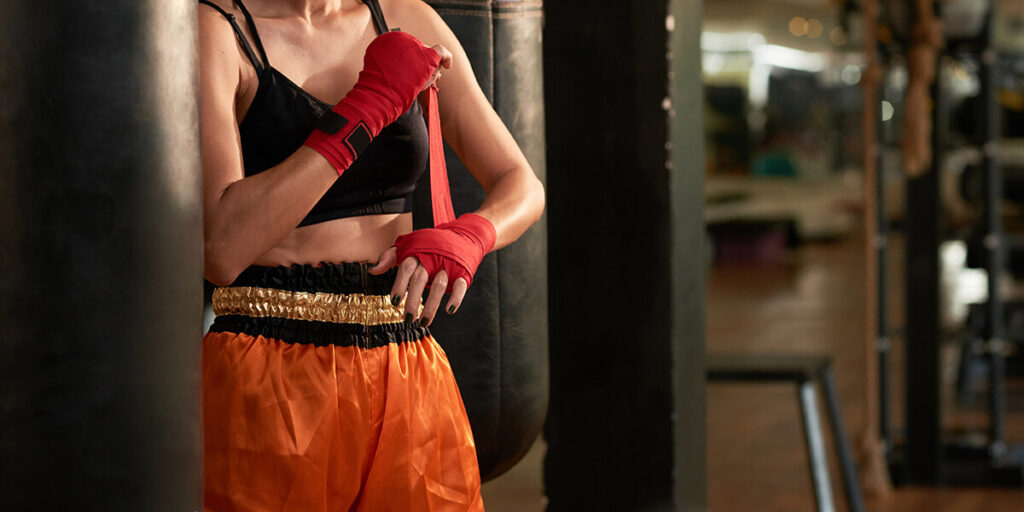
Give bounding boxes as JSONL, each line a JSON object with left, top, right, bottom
{"left": 425, "top": 84, "right": 456, "bottom": 226}
{"left": 392, "top": 84, "right": 496, "bottom": 292}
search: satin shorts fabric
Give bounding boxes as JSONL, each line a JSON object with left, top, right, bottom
{"left": 203, "top": 262, "right": 485, "bottom": 512}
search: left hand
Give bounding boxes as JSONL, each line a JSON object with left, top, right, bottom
{"left": 369, "top": 248, "right": 469, "bottom": 326}
{"left": 369, "top": 213, "right": 495, "bottom": 327}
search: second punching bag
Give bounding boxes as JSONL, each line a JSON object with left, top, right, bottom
{"left": 418, "top": 0, "right": 548, "bottom": 482}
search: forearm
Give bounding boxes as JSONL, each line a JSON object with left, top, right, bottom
{"left": 203, "top": 147, "right": 337, "bottom": 284}
{"left": 473, "top": 166, "right": 545, "bottom": 250}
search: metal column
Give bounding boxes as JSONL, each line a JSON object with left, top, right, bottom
{"left": 876, "top": 89, "right": 893, "bottom": 457}
{"left": 977, "top": 15, "right": 1007, "bottom": 459}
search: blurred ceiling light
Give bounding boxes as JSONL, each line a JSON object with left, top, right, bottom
{"left": 701, "top": 31, "right": 766, "bottom": 52}
{"left": 789, "top": 16, "right": 809, "bottom": 37}
{"left": 830, "top": 26, "right": 847, "bottom": 45}
{"left": 807, "top": 18, "right": 824, "bottom": 38}
{"left": 754, "top": 44, "right": 827, "bottom": 72}
{"left": 841, "top": 64, "right": 862, "bottom": 85}
{"left": 881, "top": 100, "right": 895, "bottom": 122}
{"left": 703, "top": 53, "right": 725, "bottom": 74}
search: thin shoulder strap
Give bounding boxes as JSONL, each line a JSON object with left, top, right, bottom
{"left": 361, "top": 0, "right": 391, "bottom": 34}
{"left": 232, "top": 0, "right": 271, "bottom": 68}
{"left": 198, "top": 0, "right": 266, "bottom": 74}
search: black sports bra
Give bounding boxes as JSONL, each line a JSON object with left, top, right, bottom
{"left": 199, "top": 0, "right": 429, "bottom": 226}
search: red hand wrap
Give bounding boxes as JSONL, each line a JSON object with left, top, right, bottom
{"left": 304, "top": 31, "right": 441, "bottom": 174}
{"left": 393, "top": 213, "right": 496, "bottom": 291}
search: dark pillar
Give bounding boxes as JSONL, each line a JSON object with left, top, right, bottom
{"left": 544, "top": 0, "right": 706, "bottom": 509}
{"left": 0, "top": 1, "right": 203, "bottom": 509}
{"left": 903, "top": 58, "right": 947, "bottom": 485}
{"left": 421, "top": 0, "right": 549, "bottom": 482}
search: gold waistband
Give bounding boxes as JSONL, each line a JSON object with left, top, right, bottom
{"left": 212, "top": 286, "right": 419, "bottom": 325}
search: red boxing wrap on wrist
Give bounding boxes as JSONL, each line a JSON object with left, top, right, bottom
{"left": 393, "top": 213, "right": 496, "bottom": 291}
{"left": 304, "top": 31, "right": 441, "bottom": 174}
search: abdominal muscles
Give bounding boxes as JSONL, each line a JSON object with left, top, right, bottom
{"left": 253, "top": 212, "right": 412, "bottom": 267}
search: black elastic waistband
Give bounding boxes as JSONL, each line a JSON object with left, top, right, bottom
{"left": 209, "top": 315, "right": 428, "bottom": 349}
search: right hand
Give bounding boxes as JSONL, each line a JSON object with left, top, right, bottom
{"left": 304, "top": 31, "right": 447, "bottom": 174}
{"left": 356, "top": 31, "right": 443, "bottom": 117}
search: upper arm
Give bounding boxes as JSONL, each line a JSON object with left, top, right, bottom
{"left": 385, "top": 0, "right": 532, "bottom": 192}
{"left": 198, "top": 5, "right": 246, "bottom": 232}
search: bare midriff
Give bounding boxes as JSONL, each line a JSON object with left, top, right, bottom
{"left": 252, "top": 212, "right": 411, "bottom": 267}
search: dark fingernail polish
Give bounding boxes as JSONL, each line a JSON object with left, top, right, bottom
{"left": 420, "top": 317, "right": 430, "bottom": 327}
{"left": 447, "top": 305, "right": 456, "bottom": 314}
{"left": 404, "top": 313, "right": 413, "bottom": 323}
{"left": 391, "top": 295, "right": 401, "bottom": 307}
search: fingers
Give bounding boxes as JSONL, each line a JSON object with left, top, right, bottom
{"left": 404, "top": 264, "right": 430, "bottom": 322}
{"left": 425, "top": 68, "right": 442, "bottom": 90}
{"left": 388, "top": 254, "right": 467, "bottom": 324}
{"left": 430, "top": 44, "right": 453, "bottom": 69}
{"left": 445, "top": 278, "right": 469, "bottom": 315}
{"left": 420, "top": 271, "right": 449, "bottom": 326}
{"left": 390, "top": 256, "right": 419, "bottom": 307}
{"left": 369, "top": 247, "right": 397, "bottom": 275}
{"left": 422, "top": 44, "right": 452, "bottom": 91}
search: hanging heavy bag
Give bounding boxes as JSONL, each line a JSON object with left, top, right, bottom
{"left": 415, "top": 0, "right": 549, "bottom": 483}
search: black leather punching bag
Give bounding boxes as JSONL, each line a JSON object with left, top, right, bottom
{"left": 0, "top": 1, "right": 203, "bottom": 509}
{"left": 418, "top": 0, "right": 548, "bottom": 482}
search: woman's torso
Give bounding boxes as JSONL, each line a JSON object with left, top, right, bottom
{"left": 222, "top": 0, "right": 418, "bottom": 266}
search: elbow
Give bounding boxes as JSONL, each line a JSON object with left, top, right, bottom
{"left": 203, "top": 240, "right": 245, "bottom": 287}
{"left": 528, "top": 173, "right": 546, "bottom": 225}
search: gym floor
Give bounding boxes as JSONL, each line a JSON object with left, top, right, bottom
{"left": 480, "top": 235, "right": 1024, "bottom": 511}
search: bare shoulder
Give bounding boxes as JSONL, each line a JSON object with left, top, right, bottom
{"left": 377, "top": 0, "right": 454, "bottom": 44}
{"left": 197, "top": 1, "right": 246, "bottom": 95}
{"left": 197, "top": 1, "right": 242, "bottom": 53}
{"left": 197, "top": 0, "right": 234, "bottom": 31}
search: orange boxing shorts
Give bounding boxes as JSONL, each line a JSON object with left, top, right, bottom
{"left": 202, "top": 262, "right": 485, "bottom": 512}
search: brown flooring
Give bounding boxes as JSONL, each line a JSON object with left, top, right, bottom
{"left": 481, "top": 235, "right": 1024, "bottom": 511}
{"left": 705, "top": 236, "right": 1024, "bottom": 512}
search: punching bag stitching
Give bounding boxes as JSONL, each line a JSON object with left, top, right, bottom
{"left": 428, "top": 0, "right": 489, "bottom": 7}
{"left": 491, "top": 0, "right": 543, "bottom": 19}
{"left": 492, "top": 12, "right": 543, "bottom": 19}
{"left": 488, "top": 0, "right": 509, "bottom": 464}
{"left": 431, "top": 8, "right": 492, "bottom": 18}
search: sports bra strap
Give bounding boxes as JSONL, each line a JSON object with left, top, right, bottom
{"left": 361, "top": 0, "right": 391, "bottom": 34}
{"left": 198, "top": 0, "right": 267, "bottom": 74}
{"left": 232, "top": 0, "right": 271, "bottom": 68}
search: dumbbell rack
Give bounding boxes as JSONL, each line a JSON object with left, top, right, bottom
{"left": 898, "top": 0, "right": 1024, "bottom": 485}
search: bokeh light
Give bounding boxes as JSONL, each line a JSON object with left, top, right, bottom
{"left": 807, "top": 18, "right": 824, "bottom": 38}
{"left": 789, "top": 16, "right": 809, "bottom": 37}
{"left": 841, "top": 64, "right": 862, "bottom": 85}
{"left": 882, "top": 100, "right": 895, "bottom": 122}
{"left": 830, "top": 26, "right": 847, "bottom": 45}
